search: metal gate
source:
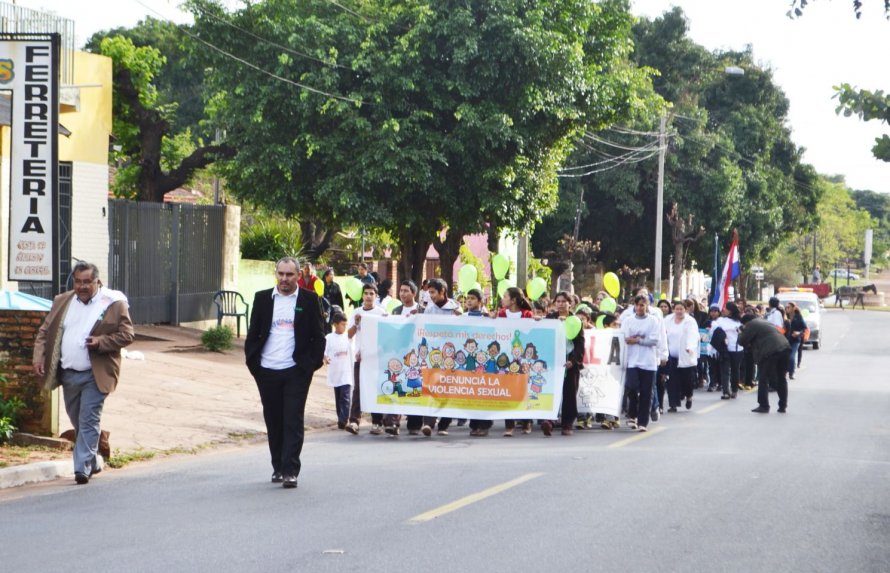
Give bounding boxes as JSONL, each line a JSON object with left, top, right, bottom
{"left": 107, "top": 200, "right": 225, "bottom": 324}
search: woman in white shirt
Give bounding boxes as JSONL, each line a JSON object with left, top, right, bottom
{"left": 665, "top": 300, "right": 700, "bottom": 411}
{"left": 620, "top": 295, "right": 662, "bottom": 431}
{"left": 710, "top": 302, "right": 744, "bottom": 399}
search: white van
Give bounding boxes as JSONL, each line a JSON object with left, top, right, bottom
{"left": 776, "top": 288, "right": 822, "bottom": 350}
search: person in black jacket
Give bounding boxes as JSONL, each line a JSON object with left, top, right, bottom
{"left": 322, "top": 269, "right": 344, "bottom": 333}
{"left": 784, "top": 302, "right": 807, "bottom": 380}
{"left": 245, "top": 257, "right": 326, "bottom": 488}
{"left": 738, "top": 314, "right": 791, "bottom": 414}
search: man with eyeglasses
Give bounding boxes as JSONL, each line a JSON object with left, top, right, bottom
{"left": 33, "top": 261, "right": 135, "bottom": 485}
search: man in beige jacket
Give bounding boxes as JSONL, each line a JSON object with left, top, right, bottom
{"left": 33, "top": 261, "right": 135, "bottom": 484}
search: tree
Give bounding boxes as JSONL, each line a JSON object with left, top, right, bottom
{"left": 88, "top": 22, "right": 233, "bottom": 202}
{"left": 191, "top": 0, "right": 654, "bottom": 276}
{"left": 666, "top": 203, "right": 704, "bottom": 297}
{"left": 788, "top": 0, "right": 890, "bottom": 19}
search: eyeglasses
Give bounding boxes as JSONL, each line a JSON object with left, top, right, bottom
{"left": 74, "top": 279, "right": 96, "bottom": 286}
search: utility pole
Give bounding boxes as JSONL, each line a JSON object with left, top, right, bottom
{"left": 517, "top": 234, "right": 528, "bottom": 289}
{"left": 653, "top": 115, "right": 667, "bottom": 298}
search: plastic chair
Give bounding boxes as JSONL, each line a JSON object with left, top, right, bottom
{"left": 213, "top": 290, "right": 249, "bottom": 338}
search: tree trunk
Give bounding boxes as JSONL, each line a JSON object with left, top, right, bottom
{"left": 398, "top": 226, "right": 430, "bottom": 285}
{"left": 433, "top": 229, "right": 464, "bottom": 296}
{"left": 487, "top": 224, "right": 500, "bottom": 306}
{"left": 300, "top": 221, "right": 339, "bottom": 261}
{"left": 673, "top": 241, "right": 685, "bottom": 299}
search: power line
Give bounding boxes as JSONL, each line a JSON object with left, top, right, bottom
{"left": 132, "top": 0, "right": 366, "bottom": 105}
{"left": 559, "top": 139, "right": 661, "bottom": 172}
{"left": 190, "top": 2, "right": 351, "bottom": 70}
{"left": 557, "top": 147, "right": 661, "bottom": 178}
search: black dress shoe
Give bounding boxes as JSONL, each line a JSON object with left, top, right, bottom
{"left": 271, "top": 472, "right": 283, "bottom": 483}
{"left": 74, "top": 472, "right": 89, "bottom": 485}
{"left": 282, "top": 475, "right": 298, "bottom": 489}
{"left": 777, "top": 407, "right": 787, "bottom": 413}
{"left": 751, "top": 406, "right": 770, "bottom": 413}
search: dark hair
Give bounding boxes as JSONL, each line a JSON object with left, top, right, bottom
{"left": 554, "top": 291, "right": 572, "bottom": 303}
{"left": 768, "top": 296, "right": 780, "bottom": 308}
{"left": 466, "top": 288, "right": 483, "bottom": 300}
{"left": 322, "top": 268, "right": 334, "bottom": 280}
{"left": 427, "top": 278, "right": 448, "bottom": 295}
{"left": 503, "top": 287, "right": 533, "bottom": 312}
{"left": 725, "top": 301, "right": 742, "bottom": 321}
{"left": 533, "top": 300, "right": 547, "bottom": 312}
{"left": 362, "top": 283, "right": 378, "bottom": 295}
{"left": 487, "top": 341, "right": 500, "bottom": 352}
{"left": 740, "top": 313, "right": 756, "bottom": 325}
{"left": 378, "top": 279, "right": 393, "bottom": 298}
{"left": 358, "top": 262, "right": 369, "bottom": 271}
{"left": 331, "top": 312, "right": 347, "bottom": 323}
{"left": 400, "top": 279, "right": 418, "bottom": 295}
{"left": 73, "top": 261, "right": 100, "bottom": 280}
{"left": 633, "top": 294, "right": 649, "bottom": 305}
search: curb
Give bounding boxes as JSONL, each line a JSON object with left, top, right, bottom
{"left": 0, "top": 460, "right": 72, "bottom": 489}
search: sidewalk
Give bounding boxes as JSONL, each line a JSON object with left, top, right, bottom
{"left": 0, "top": 325, "right": 340, "bottom": 488}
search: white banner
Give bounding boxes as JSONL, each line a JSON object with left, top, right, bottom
{"left": 576, "top": 329, "right": 626, "bottom": 418}
{"left": 358, "top": 314, "right": 567, "bottom": 420}
{"left": 3, "top": 35, "right": 59, "bottom": 282}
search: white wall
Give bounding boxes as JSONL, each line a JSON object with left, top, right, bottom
{"left": 70, "top": 161, "right": 110, "bottom": 281}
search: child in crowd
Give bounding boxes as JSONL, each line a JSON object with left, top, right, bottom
{"left": 324, "top": 313, "right": 353, "bottom": 429}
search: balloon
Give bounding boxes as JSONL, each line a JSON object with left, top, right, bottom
{"left": 497, "top": 278, "right": 515, "bottom": 298}
{"left": 801, "top": 308, "right": 810, "bottom": 317}
{"left": 344, "top": 277, "right": 363, "bottom": 302}
{"left": 526, "top": 277, "right": 547, "bottom": 301}
{"left": 458, "top": 264, "right": 478, "bottom": 293}
{"left": 596, "top": 315, "right": 606, "bottom": 329}
{"left": 492, "top": 254, "right": 510, "bottom": 280}
{"left": 386, "top": 298, "right": 400, "bottom": 313}
{"left": 313, "top": 279, "right": 324, "bottom": 296}
{"left": 600, "top": 297, "right": 617, "bottom": 313}
{"left": 471, "top": 281, "right": 482, "bottom": 293}
{"left": 564, "top": 315, "right": 582, "bottom": 340}
{"left": 603, "top": 272, "right": 620, "bottom": 298}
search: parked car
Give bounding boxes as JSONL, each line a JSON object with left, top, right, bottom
{"left": 829, "top": 268, "right": 860, "bottom": 280}
{"left": 776, "top": 289, "right": 822, "bottom": 350}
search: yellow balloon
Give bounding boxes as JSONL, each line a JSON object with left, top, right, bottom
{"left": 314, "top": 279, "right": 324, "bottom": 296}
{"left": 603, "top": 272, "right": 620, "bottom": 298}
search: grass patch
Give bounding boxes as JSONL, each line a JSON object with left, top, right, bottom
{"left": 227, "top": 431, "right": 261, "bottom": 441}
{"left": 106, "top": 449, "right": 156, "bottom": 469}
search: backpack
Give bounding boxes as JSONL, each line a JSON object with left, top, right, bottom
{"left": 710, "top": 327, "right": 728, "bottom": 354}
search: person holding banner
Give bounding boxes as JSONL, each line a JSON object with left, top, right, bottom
{"left": 417, "top": 278, "right": 460, "bottom": 435}
{"left": 544, "top": 292, "right": 585, "bottom": 436}
{"left": 665, "top": 300, "right": 699, "bottom": 412}
{"left": 498, "top": 287, "right": 535, "bottom": 436}
{"left": 621, "top": 295, "right": 661, "bottom": 432}
{"left": 345, "top": 283, "right": 388, "bottom": 436}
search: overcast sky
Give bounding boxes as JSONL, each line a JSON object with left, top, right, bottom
{"left": 13, "top": 0, "right": 890, "bottom": 194}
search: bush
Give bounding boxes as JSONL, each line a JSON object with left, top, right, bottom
{"left": 0, "top": 395, "right": 24, "bottom": 444}
{"left": 201, "top": 325, "right": 234, "bottom": 352}
{"left": 241, "top": 218, "right": 304, "bottom": 261}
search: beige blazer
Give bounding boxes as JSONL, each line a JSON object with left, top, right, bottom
{"left": 33, "top": 291, "right": 136, "bottom": 394}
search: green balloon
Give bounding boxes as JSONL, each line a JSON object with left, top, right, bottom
{"left": 565, "top": 315, "right": 582, "bottom": 339}
{"left": 497, "top": 278, "right": 515, "bottom": 298}
{"left": 472, "top": 281, "right": 482, "bottom": 293}
{"left": 345, "top": 277, "right": 363, "bottom": 302}
{"left": 386, "top": 298, "right": 399, "bottom": 313}
{"left": 458, "top": 264, "right": 478, "bottom": 293}
{"left": 492, "top": 254, "right": 510, "bottom": 280}
{"left": 600, "top": 297, "right": 617, "bottom": 313}
{"left": 526, "top": 277, "right": 547, "bottom": 301}
{"left": 596, "top": 315, "right": 606, "bottom": 329}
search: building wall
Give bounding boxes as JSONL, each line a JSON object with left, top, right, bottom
{"left": 70, "top": 161, "right": 109, "bottom": 278}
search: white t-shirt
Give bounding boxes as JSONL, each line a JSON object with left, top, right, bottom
{"left": 261, "top": 289, "right": 298, "bottom": 370}
{"left": 505, "top": 309, "right": 523, "bottom": 319}
{"left": 348, "top": 305, "right": 386, "bottom": 360}
{"left": 766, "top": 308, "right": 784, "bottom": 329}
{"left": 324, "top": 332, "right": 354, "bottom": 387}
{"left": 60, "top": 287, "right": 128, "bottom": 371}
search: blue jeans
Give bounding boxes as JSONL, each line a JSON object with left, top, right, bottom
{"left": 61, "top": 369, "right": 107, "bottom": 475}
{"left": 788, "top": 340, "right": 801, "bottom": 377}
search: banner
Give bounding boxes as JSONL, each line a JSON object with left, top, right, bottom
{"left": 576, "top": 329, "right": 626, "bottom": 417}
{"left": 359, "top": 315, "right": 566, "bottom": 420}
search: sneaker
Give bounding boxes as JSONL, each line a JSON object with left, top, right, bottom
{"left": 337, "top": 421, "right": 346, "bottom": 430}
{"left": 638, "top": 426, "right": 648, "bottom": 432}
{"left": 601, "top": 420, "right": 612, "bottom": 430}
{"left": 561, "top": 428, "right": 574, "bottom": 436}
{"left": 345, "top": 422, "right": 359, "bottom": 435}
{"left": 626, "top": 419, "right": 638, "bottom": 430}
{"left": 610, "top": 420, "right": 621, "bottom": 430}
{"left": 576, "top": 420, "right": 586, "bottom": 430}
{"left": 667, "top": 407, "right": 677, "bottom": 413}
{"left": 421, "top": 425, "right": 432, "bottom": 437}
{"left": 541, "top": 421, "right": 553, "bottom": 436}
{"left": 650, "top": 409, "right": 660, "bottom": 422}
{"left": 503, "top": 428, "right": 514, "bottom": 437}
{"left": 74, "top": 472, "right": 89, "bottom": 485}
{"left": 384, "top": 426, "right": 399, "bottom": 436}
{"left": 437, "top": 429, "right": 449, "bottom": 436}
{"left": 469, "top": 428, "right": 488, "bottom": 437}
{"left": 721, "top": 394, "right": 731, "bottom": 400}
{"left": 584, "top": 418, "right": 594, "bottom": 429}
{"left": 369, "top": 424, "right": 383, "bottom": 435}
{"left": 522, "top": 421, "right": 533, "bottom": 434}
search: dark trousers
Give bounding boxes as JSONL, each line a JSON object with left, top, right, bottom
{"left": 469, "top": 419, "right": 493, "bottom": 430}
{"left": 625, "top": 367, "right": 655, "bottom": 427}
{"left": 349, "top": 361, "right": 382, "bottom": 425}
{"left": 757, "top": 349, "right": 789, "bottom": 410}
{"left": 254, "top": 365, "right": 311, "bottom": 477}
{"left": 560, "top": 370, "right": 579, "bottom": 429}
{"left": 406, "top": 415, "right": 437, "bottom": 431}
{"left": 667, "top": 358, "right": 695, "bottom": 407}
{"left": 333, "top": 385, "right": 351, "bottom": 424}
{"left": 743, "top": 350, "right": 755, "bottom": 386}
{"left": 720, "top": 351, "right": 742, "bottom": 395}
{"left": 707, "top": 355, "right": 722, "bottom": 390}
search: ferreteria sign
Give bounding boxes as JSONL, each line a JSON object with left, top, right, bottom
{"left": 1, "top": 34, "right": 60, "bottom": 283}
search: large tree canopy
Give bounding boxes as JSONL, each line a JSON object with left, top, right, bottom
{"left": 189, "top": 0, "right": 655, "bottom": 276}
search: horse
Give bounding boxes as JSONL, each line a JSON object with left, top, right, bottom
{"left": 835, "top": 283, "right": 877, "bottom": 310}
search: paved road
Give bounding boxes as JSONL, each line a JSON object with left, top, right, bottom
{"left": 2, "top": 310, "right": 889, "bottom": 572}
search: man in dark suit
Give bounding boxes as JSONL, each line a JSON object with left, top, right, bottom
{"left": 245, "top": 257, "right": 325, "bottom": 489}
